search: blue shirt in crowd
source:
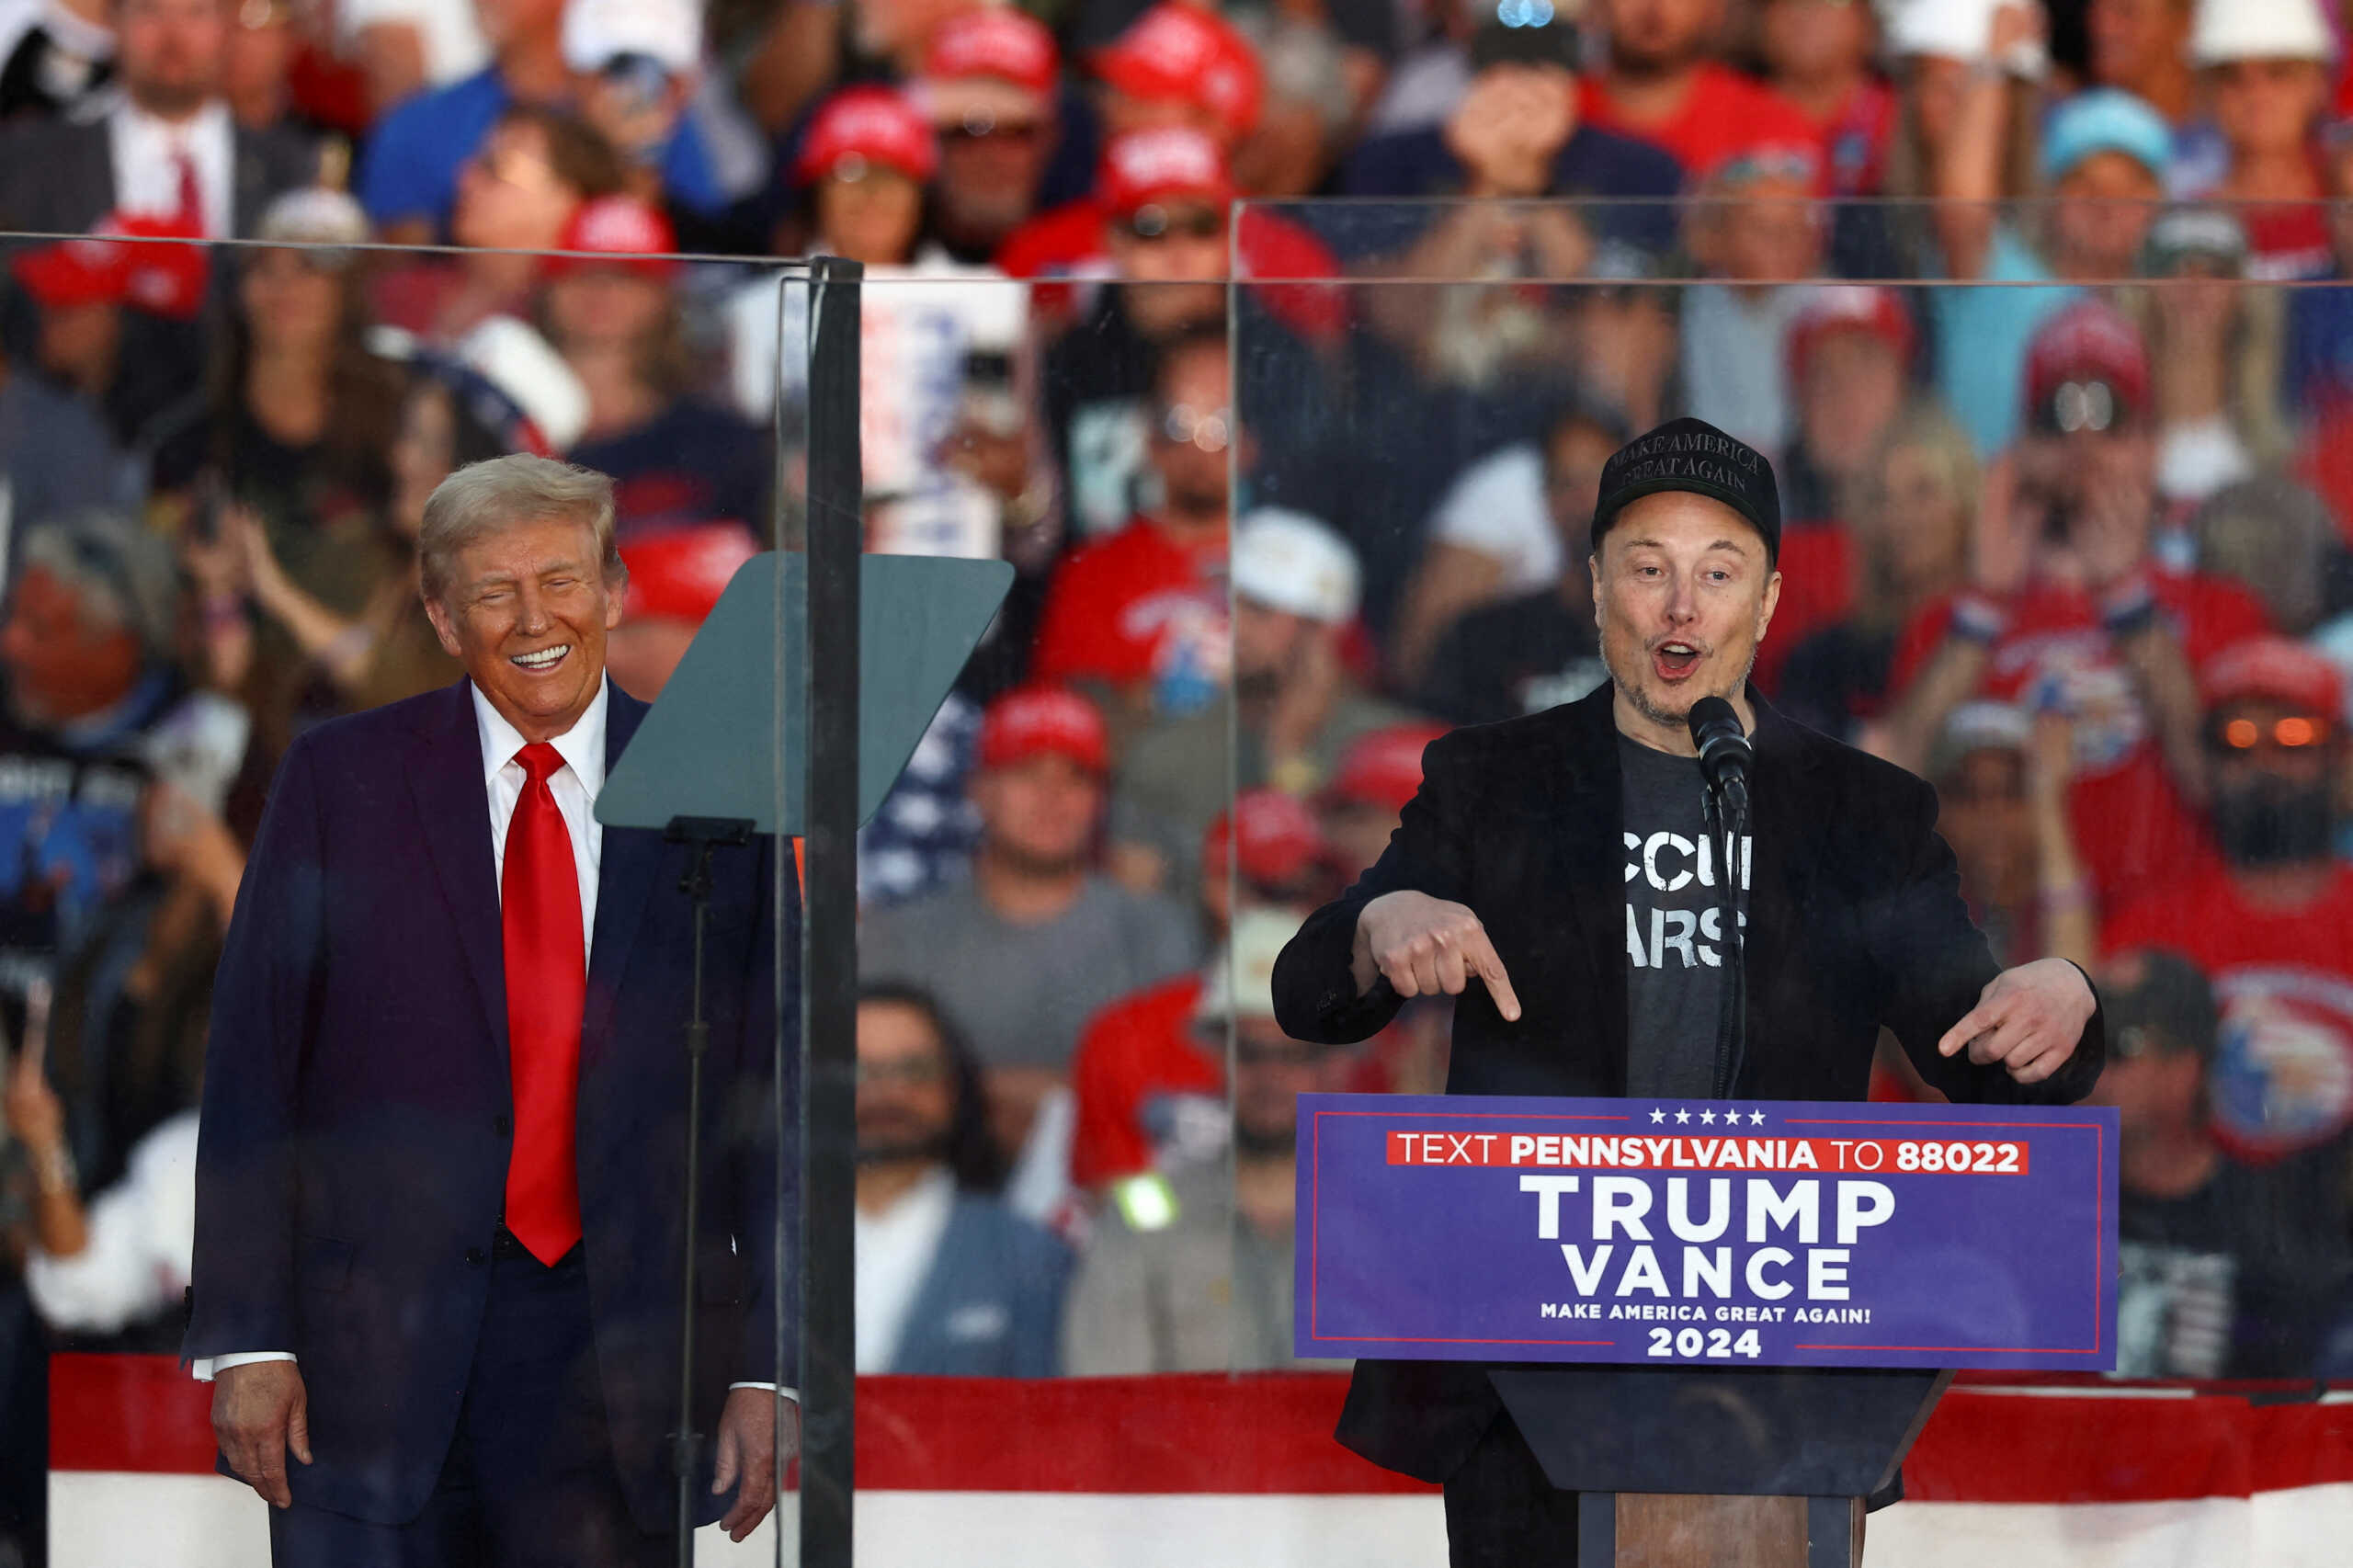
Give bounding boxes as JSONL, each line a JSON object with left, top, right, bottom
{"left": 359, "top": 67, "right": 723, "bottom": 232}
{"left": 1933, "top": 225, "right": 2079, "bottom": 455}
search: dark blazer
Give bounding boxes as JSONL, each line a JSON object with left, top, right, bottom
{"left": 887, "top": 1194, "right": 1072, "bottom": 1378}
{"left": 1272, "top": 684, "right": 2104, "bottom": 1484}
{"left": 185, "top": 679, "right": 793, "bottom": 1533}
{"left": 0, "top": 107, "right": 316, "bottom": 237}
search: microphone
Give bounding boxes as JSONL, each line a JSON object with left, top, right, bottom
{"left": 1686, "top": 697, "right": 1752, "bottom": 803}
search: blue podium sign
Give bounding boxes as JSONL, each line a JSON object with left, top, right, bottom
{"left": 1294, "top": 1093, "right": 2119, "bottom": 1371}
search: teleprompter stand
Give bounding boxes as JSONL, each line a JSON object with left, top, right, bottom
{"left": 598, "top": 547, "right": 1011, "bottom": 1568}
{"left": 1489, "top": 1364, "right": 1952, "bottom": 1567}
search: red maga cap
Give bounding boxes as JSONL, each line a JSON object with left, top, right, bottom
{"left": 1091, "top": 4, "right": 1263, "bottom": 140}
{"left": 1325, "top": 723, "right": 1450, "bottom": 814}
{"left": 1205, "top": 788, "right": 1325, "bottom": 888}
{"left": 1098, "top": 125, "right": 1233, "bottom": 217}
{"left": 620, "top": 524, "right": 757, "bottom": 625}
{"left": 2024, "top": 298, "right": 2150, "bottom": 427}
{"left": 794, "top": 85, "right": 939, "bottom": 186}
{"left": 548, "top": 196, "right": 678, "bottom": 278}
{"left": 13, "top": 232, "right": 128, "bottom": 310}
{"left": 977, "top": 685, "right": 1110, "bottom": 774}
{"left": 2200, "top": 635, "right": 2347, "bottom": 717}
{"left": 925, "top": 6, "right": 1060, "bottom": 96}
{"left": 1788, "top": 284, "right": 1915, "bottom": 385}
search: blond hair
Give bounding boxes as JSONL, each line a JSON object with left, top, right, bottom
{"left": 417, "top": 455, "right": 623, "bottom": 605}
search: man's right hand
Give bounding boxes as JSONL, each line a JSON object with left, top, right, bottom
{"left": 1351, "top": 891, "right": 1522, "bottom": 1020}
{"left": 213, "top": 1360, "right": 312, "bottom": 1509}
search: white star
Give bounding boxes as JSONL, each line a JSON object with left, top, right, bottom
{"left": 1750, "top": 1109, "right": 1767, "bottom": 1126}
{"left": 1699, "top": 1109, "right": 1716, "bottom": 1125}
{"left": 1649, "top": 1108, "right": 1665, "bottom": 1123}
{"left": 1675, "top": 1108, "right": 1691, "bottom": 1125}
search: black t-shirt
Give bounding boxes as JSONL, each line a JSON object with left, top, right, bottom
{"left": 1620, "top": 735, "right": 1745, "bottom": 1098}
{"left": 2115, "top": 1146, "right": 2352, "bottom": 1379}
{"left": 1417, "top": 588, "right": 1606, "bottom": 726}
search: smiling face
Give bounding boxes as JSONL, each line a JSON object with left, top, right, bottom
{"left": 425, "top": 513, "right": 622, "bottom": 743}
{"left": 1591, "top": 491, "right": 1780, "bottom": 752}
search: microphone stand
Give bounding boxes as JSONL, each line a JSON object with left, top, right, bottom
{"left": 1703, "top": 778, "right": 1750, "bottom": 1099}
{"left": 665, "top": 813, "right": 754, "bottom": 1568}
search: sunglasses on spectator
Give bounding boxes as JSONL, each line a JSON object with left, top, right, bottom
{"left": 1156, "top": 403, "right": 1232, "bottom": 453}
{"left": 2210, "top": 714, "right": 2333, "bottom": 754}
{"left": 1124, "top": 204, "right": 1223, "bottom": 243}
{"left": 2033, "top": 380, "right": 2138, "bottom": 436}
{"left": 469, "top": 145, "right": 562, "bottom": 195}
{"left": 944, "top": 115, "right": 1044, "bottom": 145}
{"left": 855, "top": 1056, "right": 948, "bottom": 1088}
{"left": 2109, "top": 1024, "right": 2183, "bottom": 1062}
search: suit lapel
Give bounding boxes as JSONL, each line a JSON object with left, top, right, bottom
{"left": 1547, "top": 689, "right": 1631, "bottom": 1094}
{"left": 405, "top": 680, "right": 509, "bottom": 1056}
{"left": 584, "top": 682, "right": 662, "bottom": 1062}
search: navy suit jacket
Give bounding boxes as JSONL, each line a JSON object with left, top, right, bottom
{"left": 887, "top": 1195, "right": 1071, "bottom": 1379}
{"left": 185, "top": 678, "right": 795, "bottom": 1532}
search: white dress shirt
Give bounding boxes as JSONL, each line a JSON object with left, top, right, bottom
{"left": 476, "top": 677, "right": 606, "bottom": 956}
{"left": 107, "top": 97, "right": 233, "bottom": 238}
{"left": 853, "top": 1169, "right": 956, "bottom": 1374}
{"left": 201, "top": 684, "right": 790, "bottom": 1399}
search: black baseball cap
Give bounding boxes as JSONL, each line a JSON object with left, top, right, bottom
{"left": 1589, "top": 416, "right": 1782, "bottom": 565}
{"left": 2099, "top": 949, "right": 2221, "bottom": 1064}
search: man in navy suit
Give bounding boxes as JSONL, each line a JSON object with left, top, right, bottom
{"left": 185, "top": 455, "right": 794, "bottom": 1566}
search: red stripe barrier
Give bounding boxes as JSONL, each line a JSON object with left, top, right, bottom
{"left": 50, "top": 1357, "right": 2353, "bottom": 1503}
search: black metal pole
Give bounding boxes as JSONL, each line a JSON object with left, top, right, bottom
{"left": 797, "top": 254, "right": 863, "bottom": 1568}
{"left": 662, "top": 817, "right": 750, "bottom": 1568}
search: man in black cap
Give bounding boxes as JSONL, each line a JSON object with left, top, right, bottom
{"left": 1271, "top": 416, "right": 2108, "bottom": 1567}
{"left": 2090, "top": 948, "right": 2350, "bottom": 1380}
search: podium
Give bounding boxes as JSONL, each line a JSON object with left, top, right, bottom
{"left": 1490, "top": 1366, "right": 1949, "bottom": 1566}
{"left": 1297, "top": 1091, "right": 2120, "bottom": 1567}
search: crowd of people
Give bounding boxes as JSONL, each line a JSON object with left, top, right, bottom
{"left": 0, "top": 0, "right": 2350, "bottom": 1557}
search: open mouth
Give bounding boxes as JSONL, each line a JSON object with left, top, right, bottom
{"left": 1652, "top": 640, "right": 1702, "bottom": 682}
{"left": 509, "top": 643, "right": 571, "bottom": 674}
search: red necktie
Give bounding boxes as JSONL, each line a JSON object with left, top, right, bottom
{"left": 502, "top": 743, "right": 585, "bottom": 1265}
{"left": 172, "top": 150, "right": 202, "bottom": 234}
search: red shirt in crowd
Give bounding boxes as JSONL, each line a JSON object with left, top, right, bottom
{"left": 1890, "top": 570, "right": 2269, "bottom": 915}
{"left": 995, "top": 199, "right": 1348, "bottom": 343}
{"left": 1752, "top": 522, "right": 1853, "bottom": 694}
{"left": 1030, "top": 514, "right": 1228, "bottom": 689}
{"left": 1812, "top": 78, "right": 1896, "bottom": 199}
{"left": 2104, "top": 864, "right": 2353, "bottom": 1162}
{"left": 1068, "top": 973, "right": 1222, "bottom": 1188}
{"left": 1576, "top": 64, "right": 1822, "bottom": 176}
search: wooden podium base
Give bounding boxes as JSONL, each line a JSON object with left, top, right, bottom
{"left": 1577, "top": 1493, "right": 1864, "bottom": 1568}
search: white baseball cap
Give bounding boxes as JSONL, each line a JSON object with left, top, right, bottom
{"left": 1230, "top": 507, "right": 1361, "bottom": 624}
{"left": 455, "top": 315, "right": 591, "bottom": 453}
{"left": 2190, "top": 0, "right": 2336, "bottom": 65}
{"left": 1881, "top": 0, "right": 2003, "bottom": 62}
{"left": 1197, "top": 906, "right": 1306, "bottom": 1024}
{"left": 562, "top": 0, "right": 702, "bottom": 75}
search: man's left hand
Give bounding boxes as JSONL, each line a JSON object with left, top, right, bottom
{"left": 712, "top": 1387, "right": 799, "bottom": 1542}
{"left": 1937, "top": 958, "right": 2097, "bottom": 1084}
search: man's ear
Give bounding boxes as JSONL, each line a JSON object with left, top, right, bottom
{"left": 1755, "top": 568, "right": 1782, "bottom": 644}
{"left": 424, "top": 594, "right": 463, "bottom": 658}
